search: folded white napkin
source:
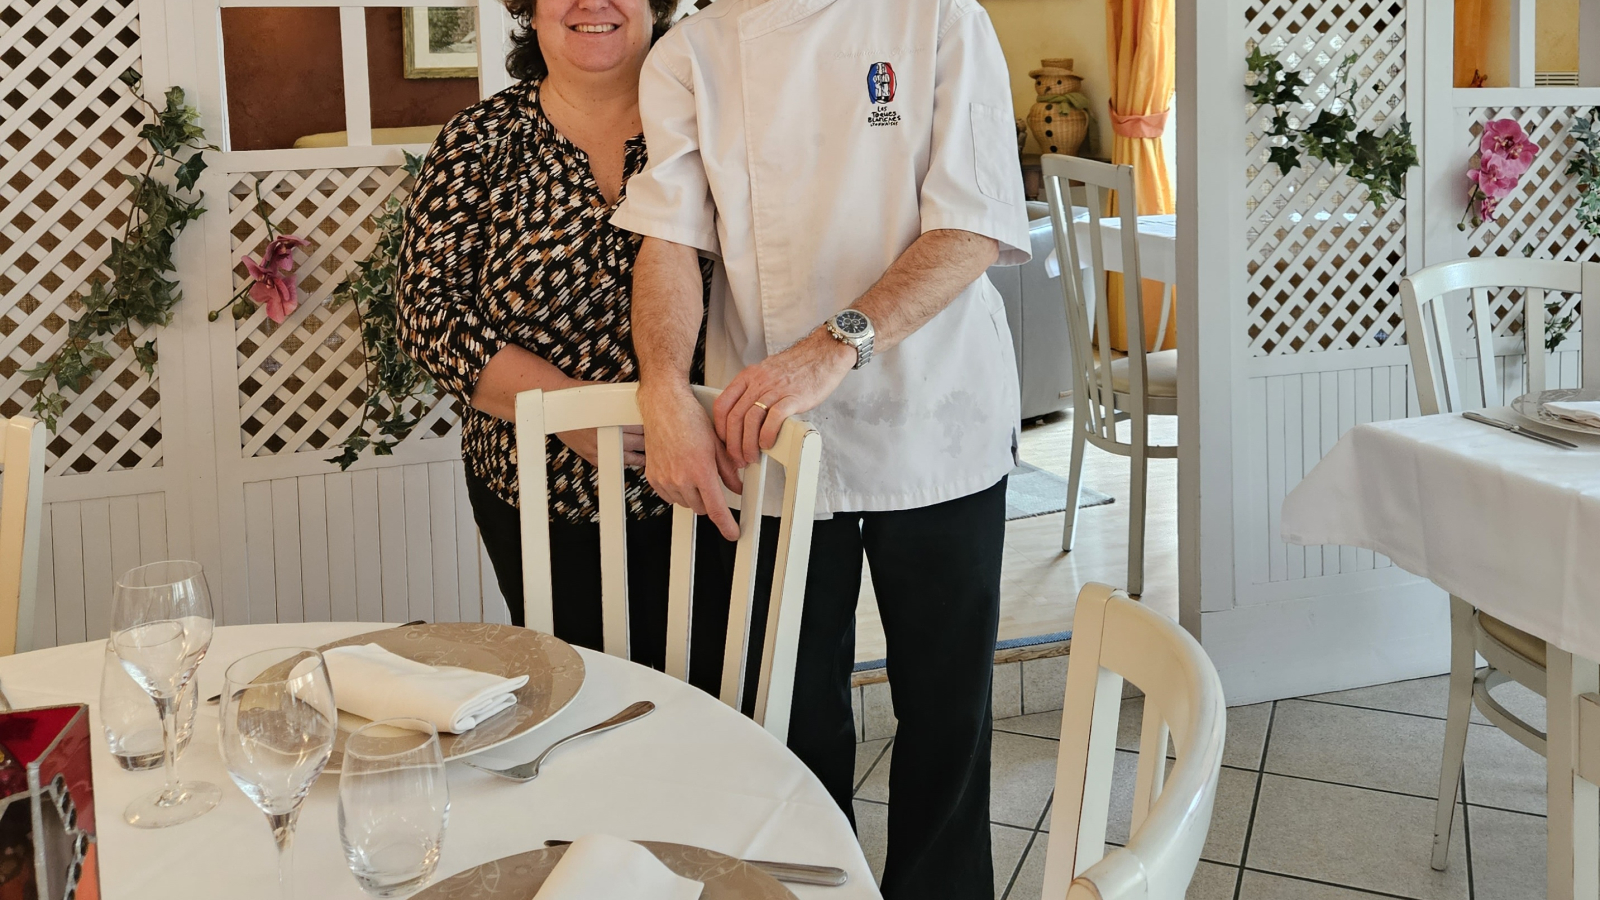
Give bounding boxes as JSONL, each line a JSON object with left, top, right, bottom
{"left": 1542, "top": 399, "right": 1600, "bottom": 428}
{"left": 535, "top": 835, "right": 704, "bottom": 900}
{"left": 322, "top": 644, "right": 528, "bottom": 734}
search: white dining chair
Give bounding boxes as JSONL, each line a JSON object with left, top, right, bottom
{"left": 0, "top": 417, "right": 46, "bottom": 657}
{"left": 1040, "top": 583, "right": 1226, "bottom": 899}
{"left": 1042, "top": 155, "right": 1178, "bottom": 596}
{"left": 515, "top": 382, "right": 821, "bottom": 740}
{"left": 1400, "top": 256, "right": 1600, "bottom": 870}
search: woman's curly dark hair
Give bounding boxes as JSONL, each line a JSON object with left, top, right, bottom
{"left": 502, "top": 0, "right": 680, "bottom": 81}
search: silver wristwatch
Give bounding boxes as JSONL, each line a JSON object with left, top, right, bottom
{"left": 825, "top": 309, "right": 875, "bottom": 369}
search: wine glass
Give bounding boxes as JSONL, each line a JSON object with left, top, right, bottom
{"left": 108, "top": 559, "right": 221, "bottom": 827}
{"left": 339, "top": 718, "right": 450, "bottom": 897}
{"left": 99, "top": 639, "right": 197, "bottom": 770}
{"left": 219, "top": 647, "right": 338, "bottom": 900}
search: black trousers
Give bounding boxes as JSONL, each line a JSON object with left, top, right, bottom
{"left": 465, "top": 475, "right": 741, "bottom": 695}
{"left": 788, "top": 477, "right": 1008, "bottom": 900}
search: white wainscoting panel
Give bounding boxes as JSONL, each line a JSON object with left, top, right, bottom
{"left": 238, "top": 460, "right": 502, "bottom": 627}
{"left": 33, "top": 492, "right": 170, "bottom": 650}
{"left": 1243, "top": 358, "right": 1414, "bottom": 595}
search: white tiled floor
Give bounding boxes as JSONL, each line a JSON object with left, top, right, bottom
{"left": 852, "top": 675, "right": 1550, "bottom": 899}
{"left": 853, "top": 410, "right": 1179, "bottom": 662}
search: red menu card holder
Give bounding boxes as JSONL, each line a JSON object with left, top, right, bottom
{"left": 0, "top": 705, "right": 100, "bottom": 900}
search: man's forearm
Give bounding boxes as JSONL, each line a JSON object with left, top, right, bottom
{"left": 632, "top": 237, "right": 705, "bottom": 396}
{"left": 850, "top": 228, "right": 999, "bottom": 353}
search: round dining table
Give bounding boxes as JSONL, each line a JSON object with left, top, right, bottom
{"left": 0, "top": 621, "right": 878, "bottom": 899}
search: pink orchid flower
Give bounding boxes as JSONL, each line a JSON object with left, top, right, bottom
{"left": 242, "top": 235, "right": 309, "bottom": 324}
{"left": 1461, "top": 119, "right": 1539, "bottom": 229}
{"left": 1478, "top": 118, "right": 1539, "bottom": 180}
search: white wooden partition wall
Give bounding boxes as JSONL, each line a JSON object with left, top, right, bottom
{"left": 1181, "top": 0, "right": 1595, "bottom": 702}
{"left": 0, "top": 0, "right": 521, "bottom": 647}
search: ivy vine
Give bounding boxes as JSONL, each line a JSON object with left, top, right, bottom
{"left": 1245, "top": 48, "right": 1418, "bottom": 210}
{"left": 25, "top": 70, "right": 213, "bottom": 431}
{"left": 1549, "top": 107, "right": 1600, "bottom": 352}
{"left": 325, "top": 151, "right": 436, "bottom": 470}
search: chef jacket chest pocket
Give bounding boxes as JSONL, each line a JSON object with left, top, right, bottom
{"left": 971, "top": 101, "right": 1017, "bottom": 203}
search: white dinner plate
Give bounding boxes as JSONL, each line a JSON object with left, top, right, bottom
{"left": 1511, "top": 388, "right": 1600, "bottom": 437}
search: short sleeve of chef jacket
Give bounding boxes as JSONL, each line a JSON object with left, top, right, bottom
{"left": 610, "top": 28, "right": 720, "bottom": 256}
{"left": 921, "top": 1, "right": 1032, "bottom": 267}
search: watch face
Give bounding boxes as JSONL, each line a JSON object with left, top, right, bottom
{"left": 834, "top": 310, "right": 870, "bottom": 338}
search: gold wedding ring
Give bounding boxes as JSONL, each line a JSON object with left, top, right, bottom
{"left": 753, "top": 401, "right": 770, "bottom": 410}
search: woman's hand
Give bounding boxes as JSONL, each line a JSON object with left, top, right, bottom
{"left": 556, "top": 424, "right": 646, "bottom": 468}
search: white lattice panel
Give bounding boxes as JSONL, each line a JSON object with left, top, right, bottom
{"left": 0, "top": 0, "right": 166, "bottom": 474}
{"left": 1244, "top": 0, "right": 1410, "bottom": 355}
{"left": 1462, "top": 106, "right": 1588, "bottom": 343}
{"left": 228, "top": 168, "right": 460, "bottom": 457}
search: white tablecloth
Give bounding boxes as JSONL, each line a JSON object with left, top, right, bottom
{"left": 1281, "top": 410, "right": 1600, "bottom": 659}
{"left": 0, "top": 622, "right": 877, "bottom": 899}
{"left": 1044, "top": 211, "right": 1177, "bottom": 283}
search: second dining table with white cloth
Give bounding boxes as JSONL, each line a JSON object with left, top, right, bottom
{"left": 0, "top": 621, "right": 878, "bottom": 899}
{"left": 1282, "top": 409, "right": 1600, "bottom": 900}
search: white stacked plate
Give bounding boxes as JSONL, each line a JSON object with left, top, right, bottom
{"left": 1511, "top": 388, "right": 1600, "bottom": 437}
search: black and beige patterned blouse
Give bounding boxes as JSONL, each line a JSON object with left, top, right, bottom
{"left": 397, "top": 79, "right": 703, "bottom": 522}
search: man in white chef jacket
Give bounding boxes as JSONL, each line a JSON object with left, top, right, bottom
{"left": 612, "top": 0, "right": 1029, "bottom": 895}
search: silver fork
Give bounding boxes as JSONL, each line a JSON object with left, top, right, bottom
{"left": 466, "top": 701, "right": 655, "bottom": 782}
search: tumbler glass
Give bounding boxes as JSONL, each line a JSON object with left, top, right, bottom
{"left": 339, "top": 718, "right": 450, "bottom": 898}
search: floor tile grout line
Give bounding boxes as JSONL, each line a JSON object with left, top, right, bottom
{"left": 853, "top": 738, "right": 893, "bottom": 795}
{"left": 1460, "top": 762, "right": 1476, "bottom": 900}
{"left": 999, "top": 794, "right": 1055, "bottom": 899}
{"left": 1000, "top": 828, "right": 1039, "bottom": 900}
{"left": 1231, "top": 699, "right": 1277, "bottom": 900}
{"left": 1295, "top": 692, "right": 1538, "bottom": 736}
{"left": 1238, "top": 865, "right": 1450, "bottom": 900}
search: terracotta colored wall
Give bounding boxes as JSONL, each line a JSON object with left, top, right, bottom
{"left": 222, "top": 7, "right": 481, "bottom": 151}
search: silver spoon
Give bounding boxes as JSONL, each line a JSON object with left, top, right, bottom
{"left": 465, "top": 701, "right": 655, "bottom": 782}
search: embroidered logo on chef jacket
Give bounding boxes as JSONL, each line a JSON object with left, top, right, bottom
{"left": 866, "top": 62, "right": 901, "bottom": 127}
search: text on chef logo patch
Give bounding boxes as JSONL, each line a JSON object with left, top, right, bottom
{"left": 866, "top": 61, "right": 901, "bottom": 127}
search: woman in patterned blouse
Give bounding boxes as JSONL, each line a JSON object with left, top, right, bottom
{"left": 397, "top": 0, "right": 731, "bottom": 680}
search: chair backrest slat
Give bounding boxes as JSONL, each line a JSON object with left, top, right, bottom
{"left": 1042, "top": 156, "right": 1155, "bottom": 446}
{"left": 516, "top": 383, "right": 821, "bottom": 739}
{"left": 751, "top": 427, "right": 821, "bottom": 739}
{"left": 1041, "top": 584, "right": 1226, "bottom": 900}
{"left": 1401, "top": 257, "right": 1596, "bottom": 416}
{"left": 663, "top": 505, "right": 698, "bottom": 681}
{"left": 1585, "top": 262, "right": 1600, "bottom": 387}
{"left": 595, "top": 424, "right": 630, "bottom": 657}
{"left": 1525, "top": 288, "right": 1547, "bottom": 394}
{"left": 721, "top": 453, "right": 768, "bottom": 709}
{"left": 0, "top": 417, "right": 44, "bottom": 656}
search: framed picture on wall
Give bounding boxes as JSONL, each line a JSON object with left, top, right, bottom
{"left": 402, "top": 7, "right": 478, "bottom": 79}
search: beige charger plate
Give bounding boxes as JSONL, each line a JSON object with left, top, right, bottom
{"left": 315, "top": 622, "right": 585, "bottom": 767}
{"left": 1511, "top": 388, "right": 1600, "bottom": 437}
{"left": 415, "top": 842, "right": 796, "bottom": 899}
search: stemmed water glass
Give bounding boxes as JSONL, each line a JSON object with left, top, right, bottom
{"left": 219, "top": 648, "right": 338, "bottom": 900}
{"left": 108, "top": 559, "right": 221, "bottom": 827}
{"left": 339, "top": 718, "right": 450, "bottom": 897}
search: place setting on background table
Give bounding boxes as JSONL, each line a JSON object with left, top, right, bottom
{"left": 0, "top": 559, "right": 852, "bottom": 900}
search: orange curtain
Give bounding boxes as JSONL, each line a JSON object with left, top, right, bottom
{"left": 1455, "top": 0, "right": 1487, "bottom": 86}
{"left": 1104, "top": 0, "right": 1176, "bottom": 352}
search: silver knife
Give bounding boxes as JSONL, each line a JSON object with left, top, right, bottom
{"left": 1462, "top": 411, "right": 1579, "bottom": 449}
{"left": 542, "top": 840, "right": 848, "bottom": 887}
